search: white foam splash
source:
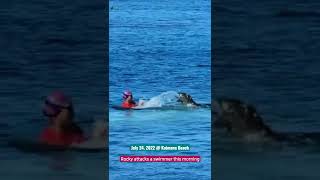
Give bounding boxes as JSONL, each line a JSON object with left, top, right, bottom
{"left": 135, "top": 91, "right": 179, "bottom": 108}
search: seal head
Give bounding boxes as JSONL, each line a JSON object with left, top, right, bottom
{"left": 177, "top": 92, "right": 200, "bottom": 107}
{"left": 213, "top": 98, "right": 277, "bottom": 142}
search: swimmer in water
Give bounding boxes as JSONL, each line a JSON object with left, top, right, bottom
{"left": 121, "top": 90, "right": 137, "bottom": 108}
{"left": 40, "top": 91, "right": 86, "bottom": 146}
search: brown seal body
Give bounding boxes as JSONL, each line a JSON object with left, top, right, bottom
{"left": 177, "top": 92, "right": 201, "bottom": 107}
{"left": 213, "top": 98, "right": 281, "bottom": 142}
{"left": 214, "top": 98, "right": 320, "bottom": 144}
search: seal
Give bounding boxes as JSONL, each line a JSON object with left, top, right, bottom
{"left": 213, "top": 98, "right": 320, "bottom": 144}
{"left": 213, "top": 98, "right": 278, "bottom": 142}
{"left": 177, "top": 92, "right": 211, "bottom": 108}
{"left": 177, "top": 92, "right": 200, "bottom": 107}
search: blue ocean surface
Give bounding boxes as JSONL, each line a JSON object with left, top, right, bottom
{"left": 214, "top": 0, "right": 320, "bottom": 179}
{"left": 0, "top": 0, "right": 106, "bottom": 179}
{"left": 109, "top": 0, "right": 211, "bottom": 179}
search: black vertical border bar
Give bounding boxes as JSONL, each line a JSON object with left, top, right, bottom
{"left": 211, "top": 0, "right": 214, "bottom": 179}
{"left": 106, "top": 0, "right": 110, "bottom": 179}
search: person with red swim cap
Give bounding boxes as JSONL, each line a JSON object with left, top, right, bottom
{"left": 121, "top": 90, "right": 137, "bottom": 108}
{"left": 40, "top": 91, "right": 86, "bottom": 146}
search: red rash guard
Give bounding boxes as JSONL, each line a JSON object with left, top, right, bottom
{"left": 121, "top": 101, "right": 136, "bottom": 108}
{"left": 40, "top": 128, "right": 86, "bottom": 146}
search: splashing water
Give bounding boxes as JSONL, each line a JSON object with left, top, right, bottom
{"left": 136, "top": 91, "right": 179, "bottom": 108}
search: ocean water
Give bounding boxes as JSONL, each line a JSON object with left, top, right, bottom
{"left": 214, "top": 0, "right": 320, "bottom": 179}
{"left": 0, "top": 0, "right": 106, "bottom": 180}
{"left": 109, "top": 0, "right": 211, "bottom": 179}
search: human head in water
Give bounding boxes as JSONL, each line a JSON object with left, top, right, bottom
{"left": 42, "top": 91, "right": 75, "bottom": 128}
{"left": 40, "top": 91, "right": 85, "bottom": 146}
{"left": 121, "top": 90, "right": 137, "bottom": 108}
{"left": 123, "top": 90, "right": 133, "bottom": 101}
